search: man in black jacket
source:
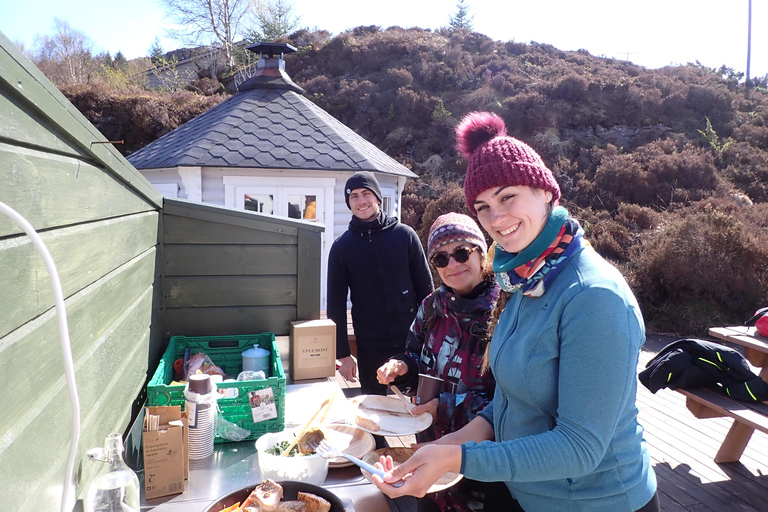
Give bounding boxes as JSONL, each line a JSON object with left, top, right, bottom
{"left": 328, "top": 171, "right": 434, "bottom": 395}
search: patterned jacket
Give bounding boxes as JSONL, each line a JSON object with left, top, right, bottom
{"left": 392, "top": 278, "right": 499, "bottom": 442}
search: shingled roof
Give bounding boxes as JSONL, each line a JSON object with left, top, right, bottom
{"left": 128, "top": 43, "right": 416, "bottom": 178}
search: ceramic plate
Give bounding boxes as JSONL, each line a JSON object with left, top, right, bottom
{"left": 360, "top": 447, "right": 463, "bottom": 493}
{"left": 348, "top": 395, "right": 432, "bottom": 436}
{"left": 323, "top": 423, "right": 376, "bottom": 468}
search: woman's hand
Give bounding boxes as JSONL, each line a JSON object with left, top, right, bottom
{"left": 371, "top": 444, "right": 463, "bottom": 498}
{"left": 376, "top": 359, "right": 407, "bottom": 385}
{"left": 410, "top": 397, "right": 438, "bottom": 424}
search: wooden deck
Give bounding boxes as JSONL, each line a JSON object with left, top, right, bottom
{"left": 331, "top": 333, "right": 768, "bottom": 512}
{"left": 638, "top": 335, "right": 768, "bottom": 512}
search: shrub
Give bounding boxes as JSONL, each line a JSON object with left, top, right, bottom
{"left": 629, "top": 197, "right": 768, "bottom": 334}
{"left": 593, "top": 139, "right": 718, "bottom": 207}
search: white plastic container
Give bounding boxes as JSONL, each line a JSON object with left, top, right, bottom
{"left": 255, "top": 430, "right": 329, "bottom": 486}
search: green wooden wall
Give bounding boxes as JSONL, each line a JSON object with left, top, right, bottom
{"left": 161, "top": 198, "right": 322, "bottom": 339}
{"left": 0, "top": 32, "right": 163, "bottom": 511}
{"left": 0, "top": 31, "right": 324, "bottom": 511}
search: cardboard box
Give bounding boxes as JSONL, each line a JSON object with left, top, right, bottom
{"left": 290, "top": 319, "right": 336, "bottom": 380}
{"left": 142, "top": 406, "right": 187, "bottom": 499}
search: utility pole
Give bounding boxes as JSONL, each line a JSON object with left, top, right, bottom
{"left": 746, "top": 0, "right": 752, "bottom": 87}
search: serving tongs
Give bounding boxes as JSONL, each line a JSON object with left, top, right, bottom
{"left": 280, "top": 391, "right": 336, "bottom": 457}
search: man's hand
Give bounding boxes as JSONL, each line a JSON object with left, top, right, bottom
{"left": 377, "top": 359, "right": 408, "bottom": 385}
{"left": 337, "top": 355, "right": 358, "bottom": 383}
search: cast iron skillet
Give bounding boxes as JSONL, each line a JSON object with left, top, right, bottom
{"left": 203, "top": 481, "right": 346, "bottom": 512}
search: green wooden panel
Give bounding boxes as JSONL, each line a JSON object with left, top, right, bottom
{"left": 163, "top": 198, "right": 323, "bottom": 237}
{"left": 0, "top": 144, "right": 158, "bottom": 237}
{"left": 163, "top": 213, "right": 296, "bottom": 245}
{"left": 0, "top": 34, "right": 162, "bottom": 207}
{"left": 0, "top": 212, "right": 158, "bottom": 339}
{"left": 165, "top": 275, "right": 296, "bottom": 307}
{"left": 164, "top": 305, "right": 296, "bottom": 338}
{"left": 0, "top": 81, "right": 83, "bottom": 156}
{"left": 296, "top": 229, "right": 322, "bottom": 320}
{"left": 0, "top": 293, "right": 151, "bottom": 511}
{"left": 164, "top": 244, "right": 298, "bottom": 276}
{"left": 0, "top": 249, "right": 156, "bottom": 435}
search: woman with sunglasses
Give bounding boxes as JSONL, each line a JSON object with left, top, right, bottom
{"left": 376, "top": 212, "right": 504, "bottom": 512}
{"left": 372, "top": 112, "right": 658, "bottom": 512}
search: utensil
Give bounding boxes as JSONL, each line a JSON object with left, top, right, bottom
{"left": 323, "top": 424, "right": 376, "bottom": 468}
{"left": 389, "top": 385, "right": 415, "bottom": 417}
{"left": 360, "top": 447, "right": 463, "bottom": 494}
{"left": 318, "top": 389, "right": 337, "bottom": 423}
{"left": 280, "top": 397, "right": 330, "bottom": 457}
{"left": 310, "top": 438, "right": 404, "bottom": 488}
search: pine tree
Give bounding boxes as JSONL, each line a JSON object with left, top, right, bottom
{"left": 449, "top": 0, "right": 474, "bottom": 31}
{"left": 148, "top": 37, "right": 164, "bottom": 63}
{"left": 113, "top": 51, "right": 128, "bottom": 70}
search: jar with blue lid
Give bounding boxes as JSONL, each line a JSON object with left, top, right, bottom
{"left": 241, "top": 346, "right": 270, "bottom": 377}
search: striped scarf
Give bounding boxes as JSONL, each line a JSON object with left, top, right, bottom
{"left": 493, "top": 207, "right": 587, "bottom": 297}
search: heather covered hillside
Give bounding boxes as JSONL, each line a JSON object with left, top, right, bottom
{"left": 60, "top": 26, "right": 768, "bottom": 335}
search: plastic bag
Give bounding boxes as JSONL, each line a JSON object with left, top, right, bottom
{"left": 237, "top": 370, "right": 266, "bottom": 381}
{"left": 215, "top": 405, "right": 251, "bottom": 442}
{"left": 184, "top": 352, "right": 226, "bottom": 381}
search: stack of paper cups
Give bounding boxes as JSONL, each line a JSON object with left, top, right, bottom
{"left": 185, "top": 374, "right": 217, "bottom": 460}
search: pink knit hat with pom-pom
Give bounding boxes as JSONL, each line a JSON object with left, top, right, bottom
{"left": 457, "top": 112, "right": 561, "bottom": 214}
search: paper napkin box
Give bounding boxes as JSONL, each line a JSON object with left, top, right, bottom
{"left": 142, "top": 406, "right": 186, "bottom": 499}
{"left": 290, "top": 319, "right": 336, "bottom": 380}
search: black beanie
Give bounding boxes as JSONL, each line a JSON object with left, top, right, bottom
{"left": 344, "top": 171, "right": 383, "bottom": 209}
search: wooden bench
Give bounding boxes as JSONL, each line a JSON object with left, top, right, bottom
{"left": 677, "top": 386, "right": 768, "bottom": 462}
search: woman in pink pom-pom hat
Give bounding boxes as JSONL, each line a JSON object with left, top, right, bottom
{"left": 372, "top": 112, "right": 659, "bottom": 512}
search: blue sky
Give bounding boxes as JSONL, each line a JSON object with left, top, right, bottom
{"left": 2, "top": 0, "right": 766, "bottom": 78}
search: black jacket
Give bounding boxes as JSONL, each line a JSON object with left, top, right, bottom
{"left": 639, "top": 338, "right": 768, "bottom": 402}
{"left": 327, "top": 211, "right": 433, "bottom": 358}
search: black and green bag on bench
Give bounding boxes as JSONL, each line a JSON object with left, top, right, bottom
{"left": 639, "top": 338, "right": 768, "bottom": 403}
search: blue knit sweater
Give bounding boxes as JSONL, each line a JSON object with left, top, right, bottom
{"left": 461, "top": 245, "right": 656, "bottom": 512}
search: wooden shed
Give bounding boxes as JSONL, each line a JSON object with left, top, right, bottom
{"left": 0, "top": 32, "right": 322, "bottom": 511}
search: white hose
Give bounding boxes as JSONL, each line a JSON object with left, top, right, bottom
{"left": 0, "top": 201, "right": 80, "bottom": 512}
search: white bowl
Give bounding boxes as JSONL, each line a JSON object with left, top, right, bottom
{"left": 255, "top": 430, "right": 329, "bottom": 486}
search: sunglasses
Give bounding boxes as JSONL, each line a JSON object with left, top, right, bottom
{"left": 430, "top": 246, "right": 480, "bottom": 268}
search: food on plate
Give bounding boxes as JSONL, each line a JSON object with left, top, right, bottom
{"left": 298, "top": 492, "right": 331, "bottom": 512}
{"left": 354, "top": 414, "right": 381, "bottom": 432}
{"left": 297, "top": 426, "right": 325, "bottom": 455}
{"left": 276, "top": 501, "right": 306, "bottom": 511}
{"left": 231, "top": 480, "right": 332, "bottom": 512}
{"left": 243, "top": 479, "right": 283, "bottom": 511}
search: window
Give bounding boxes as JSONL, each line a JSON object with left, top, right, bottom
{"left": 244, "top": 193, "right": 274, "bottom": 214}
{"left": 382, "top": 196, "right": 393, "bottom": 216}
{"left": 287, "top": 194, "right": 318, "bottom": 221}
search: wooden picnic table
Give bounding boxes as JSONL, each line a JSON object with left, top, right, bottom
{"left": 677, "top": 326, "right": 768, "bottom": 463}
{"left": 709, "top": 325, "right": 768, "bottom": 376}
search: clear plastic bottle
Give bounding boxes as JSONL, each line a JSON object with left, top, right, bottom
{"left": 85, "top": 433, "right": 140, "bottom": 512}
